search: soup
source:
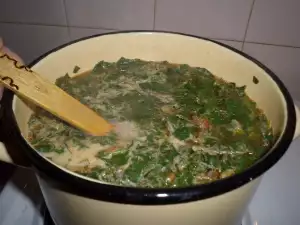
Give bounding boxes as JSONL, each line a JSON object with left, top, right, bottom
{"left": 28, "top": 58, "right": 273, "bottom": 188}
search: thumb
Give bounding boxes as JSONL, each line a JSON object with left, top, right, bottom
{"left": 0, "top": 38, "right": 24, "bottom": 64}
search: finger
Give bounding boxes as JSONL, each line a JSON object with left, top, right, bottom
{"left": 0, "top": 38, "right": 24, "bottom": 64}
{"left": 1, "top": 46, "right": 24, "bottom": 64}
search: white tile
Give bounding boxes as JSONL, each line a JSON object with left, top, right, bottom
{"left": 155, "top": 0, "right": 254, "bottom": 41}
{"left": 0, "top": 0, "right": 67, "bottom": 25}
{"left": 246, "top": 0, "right": 300, "bottom": 47}
{"left": 248, "top": 139, "right": 300, "bottom": 225}
{"left": 69, "top": 27, "right": 115, "bottom": 41}
{"left": 0, "top": 23, "right": 70, "bottom": 64}
{"left": 65, "top": 0, "right": 155, "bottom": 30}
{"left": 243, "top": 43, "right": 300, "bottom": 99}
{"left": 214, "top": 40, "right": 243, "bottom": 50}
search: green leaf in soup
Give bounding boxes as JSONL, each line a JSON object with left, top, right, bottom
{"left": 124, "top": 161, "right": 144, "bottom": 183}
{"left": 173, "top": 127, "right": 193, "bottom": 140}
{"left": 73, "top": 65, "right": 81, "bottom": 73}
{"left": 34, "top": 142, "right": 53, "bottom": 153}
{"left": 54, "top": 148, "right": 65, "bottom": 154}
{"left": 109, "top": 150, "right": 129, "bottom": 166}
{"left": 139, "top": 82, "right": 171, "bottom": 94}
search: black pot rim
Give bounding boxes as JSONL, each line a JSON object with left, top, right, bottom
{"left": 0, "top": 30, "right": 296, "bottom": 205}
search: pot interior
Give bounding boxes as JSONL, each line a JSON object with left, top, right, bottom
{"left": 12, "top": 32, "right": 287, "bottom": 181}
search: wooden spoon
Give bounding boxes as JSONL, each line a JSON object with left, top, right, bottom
{"left": 0, "top": 51, "right": 113, "bottom": 136}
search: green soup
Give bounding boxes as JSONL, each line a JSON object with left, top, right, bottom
{"left": 28, "top": 58, "right": 273, "bottom": 188}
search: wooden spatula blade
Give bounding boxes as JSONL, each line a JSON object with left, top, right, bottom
{"left": 0, "top": 52, "right": 113, "bottom": 136}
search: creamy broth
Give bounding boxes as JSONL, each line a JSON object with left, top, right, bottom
{"left": 28, "top": 58, "right": 273, "bottom": 188}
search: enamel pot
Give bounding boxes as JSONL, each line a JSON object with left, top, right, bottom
{"left": 0, "top": 31, "right": 299, "bottom": 225}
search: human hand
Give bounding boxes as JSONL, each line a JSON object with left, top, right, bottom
{"left": 0, "top": 38, "right": 24, "bottom": 99}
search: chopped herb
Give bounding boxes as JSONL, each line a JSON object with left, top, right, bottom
{"left": 34, "top": 142, "right": 53, "bottom": 153}
{"left": 253, "top": 76, "right": 259, "bottom": 84}
{"left": 73, "top": 65, "right": 81, "bottom": 73}
{"left": 173, "top": 127, "right": 194, "bottom": 140}
{"left": 55, "top": 148, "right": 65, "bottom": 154}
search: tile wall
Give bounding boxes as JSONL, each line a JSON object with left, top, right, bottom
{"left": 1, "top": 0, "right": 299, "bottom": 98}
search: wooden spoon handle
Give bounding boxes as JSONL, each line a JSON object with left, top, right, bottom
{"left": 0, "top": 52, "right": 113, "bottom": 136}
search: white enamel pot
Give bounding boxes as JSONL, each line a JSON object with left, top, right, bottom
{"left": 0, "top": 31, "right": 300, "bottom": 225}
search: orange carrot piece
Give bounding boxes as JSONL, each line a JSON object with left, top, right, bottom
{"left": 166, "top": 172, "right": 176, "bottom": 183}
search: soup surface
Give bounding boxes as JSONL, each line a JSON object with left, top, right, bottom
{"left": 28, "top": 58, "right": 273, "bottom": 188}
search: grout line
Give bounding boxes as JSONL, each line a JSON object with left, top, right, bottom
{"left": 244, "top": 41, "right": 300, "bottom": 49}
{"left": 62, "top": 0, "right": 71, "bottom": 38}
{"left": 153, "top": 0, "right": 157, "bottom": 30}
{"left": 0, "top": 21, "right": 116, "bottom": 31}
{"left": 241, "top": 0, "right": 256, "bottom": 51}
{"left": 0, "top": 21, "right": 67, "bottom": 27}
{"left": 67, "top": 25, "right": 116, "bottom": 31}
{"left": 214, "top": 39, "right": 243, "bottom": 43}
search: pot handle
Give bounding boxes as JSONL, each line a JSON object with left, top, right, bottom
{"left": 0, "top": 90, "right": 31, "bottom": 167}
{"left": 294, "top": 101, "right": 300, "bottom": 140}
